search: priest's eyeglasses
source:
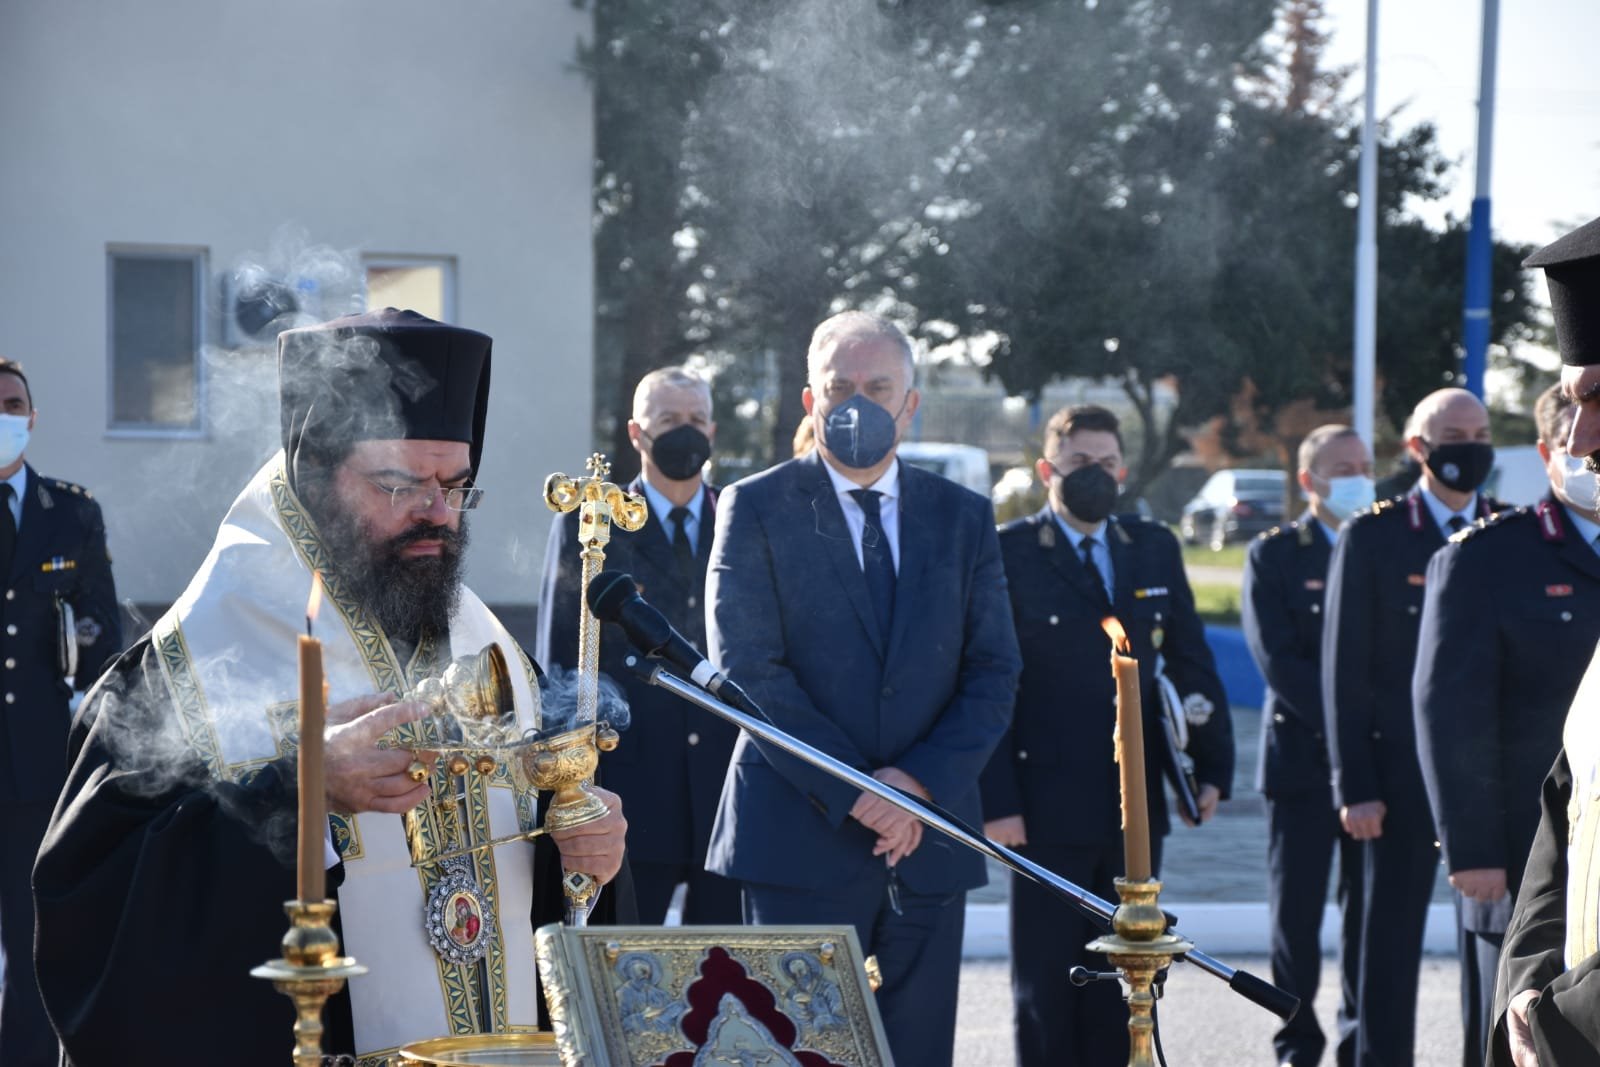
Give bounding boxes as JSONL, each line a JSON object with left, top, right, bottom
{"left": 366, "top": 478, "right": 485, "bottom": 512}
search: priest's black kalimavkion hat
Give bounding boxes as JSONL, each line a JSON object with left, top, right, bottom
{"left": 277, "top": 308, "right": 492, "bottom": 488}
{"left": 1525, "top": 215, "right": 1600, "bottom": 367}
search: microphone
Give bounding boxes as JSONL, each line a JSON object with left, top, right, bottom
{"left": 586, "top": 571, "right": 754, "bottom": 711}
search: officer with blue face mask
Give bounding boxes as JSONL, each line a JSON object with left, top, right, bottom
{"left": 0, "top": 358, "right": 120, "bottom": 1067}
{"left": 1413, "top": 385, "right": 1600, "bottom": 1067}
{"left": 1244, "top": 424, "right": 1372, "bottom": 1067}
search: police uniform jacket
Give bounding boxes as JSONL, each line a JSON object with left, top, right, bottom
{"left": 980, "top": 508, "right": 1233, "bottom": 845}
{"left": 1413, "top": 493, "right": 1600, "bottom": 893}
{"left": 536, "top": 478, "right": 737, "bottom": 870}
{"left": 1322, "top": 487, "right": 1497, "bottom": 822}
{"left": 0, "top": 467, "right": 120, "bottom": 804}
{"left": 1242, "top": 515, "right": 1333, "bottom": 798}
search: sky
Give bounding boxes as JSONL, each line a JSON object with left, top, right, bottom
{"left": 1321, "top": 0, "right": 1600, "bottom": 250}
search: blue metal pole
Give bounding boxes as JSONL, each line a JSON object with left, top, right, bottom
{"left": 1462, "top": 0, "right": 1500, "bottom": 399}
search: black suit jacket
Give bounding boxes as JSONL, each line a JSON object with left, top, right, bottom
{"left": 536, "top": 479, "right": 737, "bottom": 868}
{"left": 1413, "top": 493, "right": 1600, "bottom": 890}
{"left": 979, "top": 508, "right": 1233, "bottom": 845}
{"left": 705, "top": 452, "right": 1021, "bottom": 894}
{"left": 0, "top": 466, "right": 120, "bottom": 804}
{"left": 1242, "top": 515, "right": 1333, "bottom": 798}
{"left": 1322, "top": 487, "right": 1497, "bottom": 823}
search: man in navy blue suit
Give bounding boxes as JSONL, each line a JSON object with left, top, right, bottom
{"left": 705, "top": 311, "right": 1021, "bottom": 1067}
{"left": 979, "top": 404, "right": 1232, "bottom": 1067}
{"left": 1244, "top": 423, "right": 1373, "bottom": 1067}
{"left": 1323, "top": 387, "right": 1500, "bottom": 1066}
{"left": 539, "top": 366, "right": 740, "bottom": 925}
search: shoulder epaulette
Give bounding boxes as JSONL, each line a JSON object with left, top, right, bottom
{"left": 1255, "top": 525, "right": 1282, "bottom": 542}
{"left": 1449, "top": 504, "right": 1535, "bottom": 544}
{"left": 46, "top": 477, "right": 92, "bottom": 500}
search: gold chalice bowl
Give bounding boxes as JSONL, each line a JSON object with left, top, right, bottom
{"left": 521, "top": 721, "right": 620, "bottom": 833}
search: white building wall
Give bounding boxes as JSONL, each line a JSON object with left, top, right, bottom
{"left": 0, "top": 1, "right": 594, "bottom": 619}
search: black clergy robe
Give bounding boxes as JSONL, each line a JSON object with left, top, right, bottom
{"left": 1490, "top": 750, "right": 1600, "bottom": 1066}
{"left": 32, "top": 635, "right": 629, "bottom": 1067}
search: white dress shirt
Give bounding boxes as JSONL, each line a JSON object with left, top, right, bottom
{"left": 822, "top": 457, "right": 901, "bottom": 573}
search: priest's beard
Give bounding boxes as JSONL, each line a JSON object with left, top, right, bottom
{"left": 312, "top": 504, "right": 471, "bottom": 644}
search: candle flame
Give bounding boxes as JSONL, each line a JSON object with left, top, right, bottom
{"left": 306, "top": 572, "right": 325, "bottom": 636}
{"left": 1100, "top": 616, "right": 1132, "bottom": 656}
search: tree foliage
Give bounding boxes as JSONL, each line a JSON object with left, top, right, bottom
{"left": 580, "top": 0, "right": 1540, "bottom": 492}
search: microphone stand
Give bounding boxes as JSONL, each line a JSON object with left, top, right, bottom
{"left": 627, "top": 655, "right": 1298, "bottom": 1023}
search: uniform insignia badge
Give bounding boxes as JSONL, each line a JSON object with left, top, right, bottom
{"left": 1181, "top": 692, "right": 1214, "bottom": 726}
{"left": 425, "top": 858, "right": 498, "bottom": 965}
{"left": 1547, "top": 584, "right": 1575, "bottom": 597}
{"left": 1537, "top": 499, "right": 1565, "bottom": 541}
{"left": 1303, "top": 579, "right": 1325, "bottom": 590}
{"left": 75, "top": 616, "right": 102, "bottom": 646}
{"left": 1038, "top": 522, "right": 1057, "bottom": 549}
{"left": 1133, "top": 586, "right": 1168, "bottom": 599}
{"left": 41, "top": 557, "right": 77, "bottom": 573}
{"left": 1407, "top": 574, "right": 1426, "bottom": 586}
{"left": 1407, "top": 494, "right": 1424, "bottom": 531}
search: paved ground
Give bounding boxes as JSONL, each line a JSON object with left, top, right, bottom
{"left": 958, "top": 704, "right": 1467, "bottom": 1063}
{"left": 955, "top": 955, "right": 1464, "bottom": 1067}
{"left": 972, "top": 706, "right": 1453, "bottom": 909}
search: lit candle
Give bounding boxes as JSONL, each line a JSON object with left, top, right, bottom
{"left": 298, "top": 573, "right": 327, "bottom": 903}
{"left": 1102, "top": 617, "right": 1151, "bottom": 882}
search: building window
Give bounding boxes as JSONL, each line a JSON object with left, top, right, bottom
{"left": 107, "top": 245, "right": 205, "bottom": 434}
{"left": 364, "top": 255, "right": 456, "bottom": 322}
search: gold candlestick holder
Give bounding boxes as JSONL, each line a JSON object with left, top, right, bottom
{"left": 1086, "top": 878, "right": 1193, "bottom": 1067}
{"left": 251, "top": 899, "right": 367, "bottom": 1067}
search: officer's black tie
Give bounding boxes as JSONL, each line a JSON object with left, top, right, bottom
{"left": 1079, "top": 536, "right": 1112, "bottom": 612}
{"left": 1448, "top": 515, "right": 1468, "bottom": 534}
{"left": 0, "top": 484, "right": 14, "bottom": 574}
{"left": 849, "top": 489, "right": 896, "bottom": 635}
{"left": 668, "top": 505, "right": 694, "bottom": 580}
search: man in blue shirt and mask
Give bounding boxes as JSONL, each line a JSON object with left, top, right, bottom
{"left": 704, "top": 310, "right": 1021, "bottom": 1067}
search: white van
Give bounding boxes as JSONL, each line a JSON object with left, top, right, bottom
{"left": 897, "top": 442, "right": 992, "bottom": 497}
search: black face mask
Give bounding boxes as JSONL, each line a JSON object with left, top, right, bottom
{"left": 1055, "top": 464, "right": 1120, "bottom": 524}
{"left": 1422, "top": 440, "right": 1494, "bottom": 493}
{"left": 645, "top": 425, "right": 712, "bottom": 482}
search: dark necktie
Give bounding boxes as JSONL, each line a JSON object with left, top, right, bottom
{"left": 0, "top": 484, "right": 14, "bottom": 574}
{"left": 1448, "top": 515, "right": 1468, "bottom": 534}
{"left": 849, "top": 489, "right": 896, "bottom": 635}
{"left": 668, "top": 505, "right": 694, "bottom": 579}
{"left": 1079, "top": 536, "right": 1111, "bottom": 610}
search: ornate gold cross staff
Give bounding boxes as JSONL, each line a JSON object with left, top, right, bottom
{"left": 540, "top": 452, "right": 646, "bottom": 923}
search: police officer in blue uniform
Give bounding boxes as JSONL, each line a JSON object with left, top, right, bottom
{"left": 1323, "top": 386, "right": 1500, "bottom": 1067}
{"left": 1244, "top": 424, "right": 1374, "bottom": 1067}
{"left": 981, "top": 404, "right": 1233, "bottom": 1067}
{"left": 1414, "top": 385, "right": 1600, "bottom": 1067}
{"left": 0, "top": 359, "right": 120, "bottom": 1067}
{"left": 537, "top": 366, "right": 740, "bottom": 925}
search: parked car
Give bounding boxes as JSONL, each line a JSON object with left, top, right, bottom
{"left": 1179, "top": 468, "right": 1287, "bottom": 549}
{"left": 898, "top": 442, "right": 992, "bottom": 497}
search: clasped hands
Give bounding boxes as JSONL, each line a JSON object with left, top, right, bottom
{"left": 850, "top": 767, "right": 929, "bottom": 866}
{"left": 320, "top": 693, "right": 627, "bottom": 884}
